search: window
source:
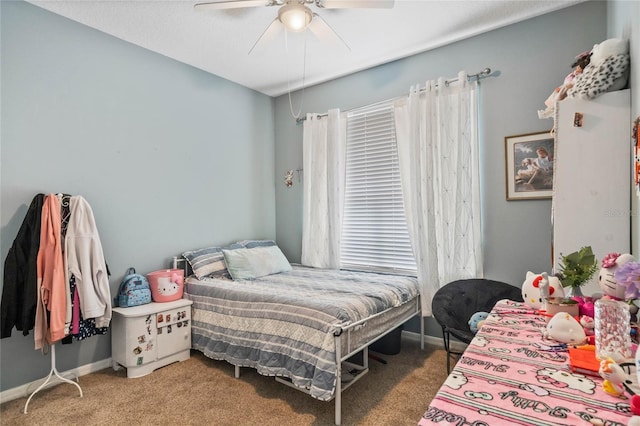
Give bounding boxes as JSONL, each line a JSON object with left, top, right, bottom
{"left": 341, "top": 102, "right": 417, "bottom": 274}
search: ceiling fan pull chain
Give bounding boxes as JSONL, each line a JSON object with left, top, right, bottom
{"left": 285, "top": 27, "right": 289, "bottom": 51}
{"left": 288, "top": 28, "right": 307, "bottom": 120}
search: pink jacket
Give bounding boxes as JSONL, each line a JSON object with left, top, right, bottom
{"left": 35, "top": 194, "right": 67, "bottom": 348}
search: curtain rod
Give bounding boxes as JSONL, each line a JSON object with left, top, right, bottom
{"left": 295, "top": 67, "right": 493, "bottom": 124}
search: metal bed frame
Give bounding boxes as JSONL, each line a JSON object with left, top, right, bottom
{"left": 173, "top": 256, "right": 423, "bottom": 425}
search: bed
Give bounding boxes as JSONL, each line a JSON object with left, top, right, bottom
{"left": 176, "top": 241, "right": 421, "bottom": 425}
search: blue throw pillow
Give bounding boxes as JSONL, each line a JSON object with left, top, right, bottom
{"left": 222, "top": 245, "right": 292, "bottom": 280}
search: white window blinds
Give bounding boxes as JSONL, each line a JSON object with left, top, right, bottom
{"left": 341, "top": 102, "right": 417, "bottom": 274}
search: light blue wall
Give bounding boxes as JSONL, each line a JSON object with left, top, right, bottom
{"left": 273, "top": 1, "right": 608, "bottom": 336}
{"left": 2, "top": 0, "right": 634, "bottom": 395}
{"left": 0, "top": 1, "right": 275, "bottom": 391}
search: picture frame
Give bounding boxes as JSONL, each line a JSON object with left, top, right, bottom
{"left": 505, "top": 131, "right": 554, "bottom": 200}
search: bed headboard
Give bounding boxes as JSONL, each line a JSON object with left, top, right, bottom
{"left": 172, "top": 256, "right": 193, "bottom": 277}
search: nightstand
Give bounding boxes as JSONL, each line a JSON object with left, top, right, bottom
{"left": 111, "top": 298, "right": 193, "bottom": 378}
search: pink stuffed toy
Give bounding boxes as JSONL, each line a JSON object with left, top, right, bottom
{"left": 573, "top": 296, "right": 595, "bottom": 318}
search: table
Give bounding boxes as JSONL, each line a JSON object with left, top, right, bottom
{"left": 419, "top": 299, "right": 633, "bottom": 425}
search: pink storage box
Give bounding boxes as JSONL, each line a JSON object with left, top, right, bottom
{"left": 146, "top": 269, "right": 184, "bottom": 303}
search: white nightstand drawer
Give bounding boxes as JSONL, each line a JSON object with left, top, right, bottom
{"left": 156, "top": 306, "right": 190, "bottom": 327}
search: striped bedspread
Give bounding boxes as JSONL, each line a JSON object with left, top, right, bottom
{"left": 184, "top": 264, "right": 419, "bottom": 401}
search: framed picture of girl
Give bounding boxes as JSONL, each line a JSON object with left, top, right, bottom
{"left": 505, "top": 131, "right": 554, "bottom": 200}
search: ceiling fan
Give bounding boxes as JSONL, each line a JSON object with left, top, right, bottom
{"left": 194, "top": 0, "right": 394, "bottom": 54}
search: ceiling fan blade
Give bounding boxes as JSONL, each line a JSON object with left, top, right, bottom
{"left": 307, "top": 14, "right": 350, "bottom": 52}
{"left": 194, "top": 0, "right": 273, "bottom": 11}
{"left": 319, "top": 0, "right": 394, "bottom": 9}
{"left": 248, "top": 18, "right": 283, "bottom": 55}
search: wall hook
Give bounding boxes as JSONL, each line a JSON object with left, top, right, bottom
{"left": 285, "top": 170, "right": 294, "bottom": 188}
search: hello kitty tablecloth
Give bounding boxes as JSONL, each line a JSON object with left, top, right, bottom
{"left": 419, "top": 299, "right": 632, "bottom": 426}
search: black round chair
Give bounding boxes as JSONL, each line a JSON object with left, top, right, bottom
{"left": 432, "top": 278, "right": 523, "bottom": 373}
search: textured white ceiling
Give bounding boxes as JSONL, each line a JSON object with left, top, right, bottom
{"left": 27, "top": 0, "right": 585, "bottom": 97}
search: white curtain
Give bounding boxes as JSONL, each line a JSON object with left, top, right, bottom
{"left": 394, "top": 71, "right": 483, "bottom": 316}
{"left": 301, "top": 109, "right": 346, "bottom": 269}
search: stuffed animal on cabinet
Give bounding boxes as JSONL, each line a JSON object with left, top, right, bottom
{"left": 538, "top": 38, "right": 630, "bottom": 121}
{"left": 537, "top": 50, "right": 591, "bottom": 119}
{"left": 567, "top": 38, "right": 630, "bottom": 100}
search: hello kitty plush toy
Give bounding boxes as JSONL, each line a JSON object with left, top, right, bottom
{"left": 599, "top": 253, "right": 636, "bottom": 300}
{"left": 544, "top": 312, "right": 587, "bottom": 345}
{"left": 522, "top": 271, "right": 565, "bottom": 310}
{"left": 599, "top": 358, "right": 640, "bottom": 423}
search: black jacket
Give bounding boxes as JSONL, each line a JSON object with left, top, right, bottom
{"left": 1, "top": 194, "right": 44, "bottom": 338}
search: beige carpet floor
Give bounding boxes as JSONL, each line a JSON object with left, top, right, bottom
{"left": 1, "top": 336, "right": 448, "bottom": 426}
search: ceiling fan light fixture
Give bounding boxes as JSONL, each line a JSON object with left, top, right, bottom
{"left": 278, "top": 3, "right": 312, "bottom": 32}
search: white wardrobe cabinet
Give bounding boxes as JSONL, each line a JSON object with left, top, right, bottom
{"left": 552, "top": 89, "right": 631, "bottom": 296}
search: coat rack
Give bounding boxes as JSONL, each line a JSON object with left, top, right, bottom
{"left": 23, "top": 344, "right": 83, "bottom": 413}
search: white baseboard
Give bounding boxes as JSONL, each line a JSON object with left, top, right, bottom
{"left": 402, "top": 329, "right": 468, "bottom": 353}
{"left": 1, "top": 331, "right": 464, "bottom": 404}
{"left": 0, "top": 358, "right": 113, "bottom": 405}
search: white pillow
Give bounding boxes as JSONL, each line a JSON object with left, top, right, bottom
{"left": 222, "top": 245, "right": 292, "bottom": 280}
